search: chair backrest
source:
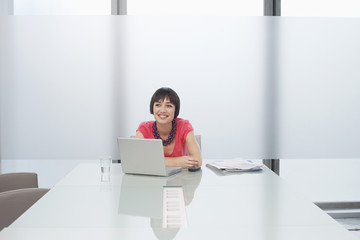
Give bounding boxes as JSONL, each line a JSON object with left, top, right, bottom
{"left": 195, "top": 135, "right": 201, "bottom": 150}
{"left": 0, "top": 188, "right": 49, "bottom": 230}
{"left": 0, "top": 172, "right": 38, "bottom": 193}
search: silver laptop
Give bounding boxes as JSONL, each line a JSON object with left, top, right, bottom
{"left": 117, "top": 138, "right": 182, "bottom": 176}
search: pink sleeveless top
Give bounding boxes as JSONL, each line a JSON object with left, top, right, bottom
{"left": 136, "top": 118, "right": 193, "bottom": 157}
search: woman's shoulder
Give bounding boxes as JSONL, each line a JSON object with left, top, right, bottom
{"left": 137, "top": 120, "right": 154, "bottom": 132}
{"left": 138, "top": 120, "right": 154, "bottom": 127}
{"left": 137, "top": 120, "right": 155, "bottom": 138}
{"left": 175, "top": 118, "right": 190, "bottom": 125}
{"left": 176, "top": 118, "right": 193, "bottom": 131}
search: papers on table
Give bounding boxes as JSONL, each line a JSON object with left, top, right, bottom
{"left": 206, "top": 158, "right": 264, "bottom": 172}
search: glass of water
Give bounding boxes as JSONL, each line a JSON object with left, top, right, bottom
{"left": 100, "top": 155, "right": 112, "bottom": 181}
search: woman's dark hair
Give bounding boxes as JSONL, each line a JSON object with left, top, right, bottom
{"left": 150, "top": 87, "right": 180, "bottom": 119}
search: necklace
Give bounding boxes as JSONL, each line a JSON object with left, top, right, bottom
{"left": 152, "top": 119, "right": 177, "bottom": 146}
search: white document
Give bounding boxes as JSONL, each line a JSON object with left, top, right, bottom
{"left": 206, "top": 158, "right": 264, "bottom": 172}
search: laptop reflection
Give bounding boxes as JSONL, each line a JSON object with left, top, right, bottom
{"left": 118, "top": 170, "right": 202, "bottom": 239}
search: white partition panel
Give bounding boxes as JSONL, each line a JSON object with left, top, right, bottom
{"left": 116, "top": 16, "right": 267, "bottom": 159}
{"left": 0, "top": 17, "right": 119, "bottom": 160}
{"left": 278, "top": 17, "right": 360, "bottom": 158}
{"left": 1, "top": 16, "right": 360, "bottom": 164}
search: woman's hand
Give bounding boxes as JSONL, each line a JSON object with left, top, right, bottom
{"left": 176, "top": 156, "right": 200, "bottom": 169}
{"left": 165, "top": 156, "right": 200, "bottom": 169}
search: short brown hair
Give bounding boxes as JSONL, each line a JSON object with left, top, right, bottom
{"left": 150, "top": 87, "right": 180, "bottom": 119}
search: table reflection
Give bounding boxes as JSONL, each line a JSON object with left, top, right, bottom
{"left": 118, "top": 170, "right": 202, "bottom": 240}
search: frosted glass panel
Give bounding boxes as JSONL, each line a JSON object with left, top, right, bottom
{"left": 0, "top": 17, "right": 120, "bottom": 160}
{"left": 1, "top": 16, "right": 360, "bottom": 162}
{"left": 119, "top": 16, "right": 267, "bottom": 159}
{"left": 277, "top": 17, "right": 360, "bottom": 158}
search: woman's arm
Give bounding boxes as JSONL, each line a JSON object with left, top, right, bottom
{"left": 135, "top": 131, "right": 144, "bottom": 138}
{"left": 185, "top": 131, "right": 202, "bottom": 166}
{"left": 165, "top": 131, "right": 202, "bottom": 168}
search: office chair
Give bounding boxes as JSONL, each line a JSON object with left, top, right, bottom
{"left": 0, "top": 172, "right": 38, "bottom": 193}
{"left": 195, "top": 135, "right": 201, "bottom": 150}
{"left": 0, "top": 188, "right": 49, "bottom": 231}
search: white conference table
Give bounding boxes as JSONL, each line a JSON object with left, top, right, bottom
{"left": 0, "top": 160, "right": 358, "bottom": 240}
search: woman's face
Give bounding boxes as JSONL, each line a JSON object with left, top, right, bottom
{"left": 153, "top": 98, "right": 175, "bottom": 125}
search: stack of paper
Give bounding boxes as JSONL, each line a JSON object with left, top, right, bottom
{"left": 206, "top": 158, "right": 264, "bottom": 172}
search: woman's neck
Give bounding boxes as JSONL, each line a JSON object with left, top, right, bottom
{"left": 156, "top": 121, "right": 172, "bottom": 137}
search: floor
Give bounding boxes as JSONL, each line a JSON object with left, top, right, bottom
{"left": 335, "top": 218, "right": 360, "bottom": 238}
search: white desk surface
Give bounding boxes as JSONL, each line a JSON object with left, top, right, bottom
{"left": 1, "top": 160, "right": 357, "bottom": 240}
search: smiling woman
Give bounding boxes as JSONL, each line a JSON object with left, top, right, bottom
{"left": 135, "top": 87, "right": 202, "bottom": 169}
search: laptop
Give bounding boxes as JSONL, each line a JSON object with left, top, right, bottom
{"left": 117, "top": 137, "right": 182, "bottom": 177}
